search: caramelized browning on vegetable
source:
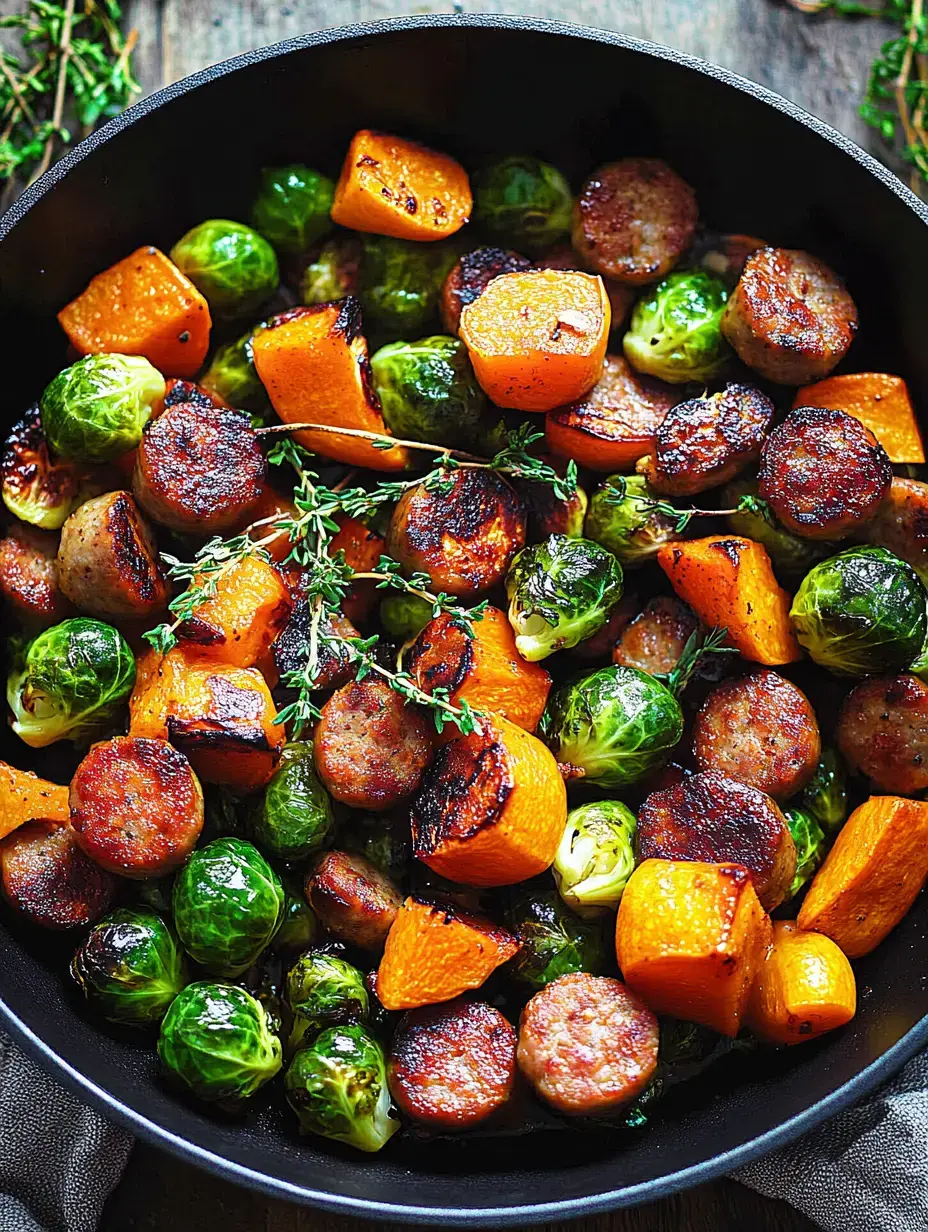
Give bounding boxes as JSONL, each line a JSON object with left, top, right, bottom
{"left": 746, "top": 920, "right": 856, "bottom": 1045}
{"left": 306, "top": 850, "right": 402, "bottom": 952}
{"left": 612, "top": 595, "right": 697, "bottom": 677}
{"left": 837, "top": 675, "right": 928, "bottom": 795}
{"left": 327, "top": 513, "right": 387, "bottom": 625}
{"left": 0, "top": 523, "right": 73, "bottom": 626}
{"left": 440, "top": 246, "right": 531, "bottom": 334}
{"left": 0, "top": 761, "right": 69, "bottom": 838}
{"left": 0, "top": 823, "right": 115, "bottom": 930}
{"left": 177, "top": 555, "right": 291, "bottom": 669}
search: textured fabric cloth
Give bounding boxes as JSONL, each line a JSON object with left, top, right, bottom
{"left": 0, "top": 1032, "right": 132, "bottom": 1232}
{"left": 736, "top": 1049, "right": 928, "bottom": 1232}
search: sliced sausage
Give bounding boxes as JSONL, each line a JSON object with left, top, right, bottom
{"left": 612, "top": 595, "right": 697, "bottom": 677}
{"left": 388, "top": 999, "right": 517, "bottom": 1130}
{"left": 440, "top": 246, "right": 532, "bottom": 334}
{"left": 163, "top": 378, "right": 228, "bottom": 410}
{"left": 571, "top": 158, "right": 698, "bottom": 285}
{"left": 386, "top": 468, "right": 526, "bottom": 597}
{"left": 758, "top": 406, "right": 892, "bottom": 540}
{"left": 837, "top": 674, "right": 928, "bottom": 795}
{"left": 516, "top": 973, "right": 659, "bottom": 1116}
{"left": 863, "top": 477, "right": 928, "bottom": 581}
{"left": 637, "top": 769, "right": 796, "bottom": 911}
{"left": 314, "top": 678, "right": 434, "bottom": 810}
{"left": 305, "top": 850, "right": 402, "bottom": 952}
{"left": 70, "top": 736, "right": 204, "bottom": 878}
{"left": 0, "top": 823, "right": 115, "bottom": 930}
{"left": 721, "top": 247, "right": 858, "bottom": 384}
{"left": 0, "top": 523, "right": 73, "bottom": 626}
{"left": 133, "top": 402, "right": 266, "bottom": 533}
{"left": 641, "top": 383, "right": 774, "bottom": 497}
{"left": 691, "top": 232, "right": 767, "bottom": 287}
{"left": 57, "top": 490, "right": 168, "bottom": 620}
{"left": 693, "top": 670, "right": 821, "bottom": 800}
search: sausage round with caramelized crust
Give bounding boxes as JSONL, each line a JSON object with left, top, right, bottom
{"left": 612, "top": 595, "right": 697, "bottom": 677}
{"left": 306, "top": 850, "right": 402, "bottom": 952}
{"left": 0, "top": 523, "right": 73, "bottom": 626}
{"left": 0, "top": 823, "right": 115, "bottom": 929}
{"left": 837, "top": 674, "right": 928, "bottom": 795}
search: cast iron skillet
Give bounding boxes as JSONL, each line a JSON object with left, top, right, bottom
{"left": 1, "top": 14, "right": 928, "bottom": 1225}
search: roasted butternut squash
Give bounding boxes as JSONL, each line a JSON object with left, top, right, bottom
{"left": 746, "top": 920, "right": 856, "bottom": 1045}
{"left": 176, "top": 556, "right": 291, "bottom": 669}
{"left": 794, "top": 373, "right": 925, "bottom": 465}
{"left": 0, "top": 762, "right": 69, "bottom": 838}
{"left": 328, "top": 513, "right": 387, "bottom": 625}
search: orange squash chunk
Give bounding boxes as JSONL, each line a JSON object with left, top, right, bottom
{"left": 331, "top": 129, "right": 471, "bottom": 242}
{"left": 377, "top": 897, "right": 520, "bottom": 1010}
{"left": 616, "top": 858, "right": 772, "bottom": 1037}
{"left": 797, "top": 795, "right": 928, "bottom": 957}
{"left": 657, "top": 536, "right": 801, "bottom": 666}
{"left": 176, "top": 556, "right": 291, "bottom": 669}
{"left": 460, "top": 269, "right": 611, "bottom": 412}
{"left": 0, "top": 762, "right": 69, "bottom": 838}
{"left": 410, "top": 712, "right": 566, "bottom": 887}
{"left": 58, "top": 246, "right": 211, "bottom": 378}
{"left": 746, "top": 920, "right": 856, "bottom": 1045}
{"left": 328, "top": 513, "right": 387, "bottom": 625}
{"left": 406, "top": 608, "right": 551, "bottom": 736}
{"left": 251, "top": 301, "right": 409, "bottom": 472}
{"left": 795, "top": 373, "right": 925, "bottom": 464}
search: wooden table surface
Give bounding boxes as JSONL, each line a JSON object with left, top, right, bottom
{"left": 91, "top": 0, "right": 897, "bottom": 1227}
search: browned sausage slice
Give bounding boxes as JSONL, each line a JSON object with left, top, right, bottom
{"left": 0, "top": 823, "right": 115, "bottom": 929}
{"left": 517, "top": 973, "right": 659, "bottom": 1116}
{"left": 641, "top": 383, "right": 774, "bottom": 497}
{"left": 721, "top": 248, "right": 858, "bottom": 384}
{"left": 305, "top": 850, "right": 402, "bottom": 951}
{"left": 837, "top": 674, "right": 928, "bottom": 795}
{"left": 758, "top": 406, "right": 892, "bottom": 540}
{"left": 314, "top": 678, "right": 434, "bottom": 810}
{"left": 70, "top": 736, "right": 204, "bottom": 878}
{"left": 388, "top": 999, "right": 517, "bottom": 1129}
{"left": 637, "top": 770, "right": 796, "bottom": 911}
{"left": 863, "top": 477, "right": 928, "bottom": 581}
{"left": 571, "top": 159, "right": 698, "bottom": 285}
{"left": 440, "top": 247, "right": 532, "bottom": 334}
{"left": 612, "top": 595, "right": 698, "bottom": 677}
{"left": 0, "top": 523, "right": 73, "bottom": 626}
{"left": 163, "top": 378, "right": 228, "bottom": 410}
{"left": 693, "top": 670, "right": 821, "bottom": 800}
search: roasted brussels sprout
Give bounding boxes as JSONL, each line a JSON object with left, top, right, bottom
{"left": 473, "top": 156, "right": 573, "bottom": 252}
{"left": 584, "top": 475, "right": 682, "bottom": 567}
{"left": 158, "top": 981, "right": 282, "bottom": 1105}
{"left": 170, "top": 220, "right": 279, "bottom": 320}
{"left": 505, "top": 534, "right": 624, "bottom": 661}
{"left": 274, "top": 887, "right": 318, "bottom": 954}
{"left": 1, "top": 406, "right": 104, "bottom": 530}
{"left": 40, "top": 354, "right": 165, "bottom": 463}
{"left": 370, "top": 335, "right": 487, "bottom": 449}
{"left": 540, "top": 665, "right": 684, "bottom": 787}
{"left": 248, "top": 743, "right": 334, "bottom": 862}
{"left": 250, "top": 165, "right": 335, "bottom": 255}
{"left": 553, "top": 801, "right": 637, "bottom": 917}
{"left": 359, "top": 235, "right": 460, "bottom": 336}
{"left": 379, "top": 593, "right": 433, "bottom": 642}
{"left": 505, "top": 885, "right": 607, "bottom": 989}
{"left": 7, "top": 618, "right": 135, "bottom": 748}
{"left": 71, "top": 907, "right": 186, "bottom": 1025}
{"left": 790, "top": 547, "right": 928, "bottom": 676}
{"left": 723, "top": 477, "right": 827, "bottom": 580}
{"left": 299, "top": 235, "right": 361, "bottom": 305}
{"left": 785, "top": 808, "right": 828, "bottom": 900}
{"left": 199, "top": 323, "right": 271, "bottom": 415}
{"left": 799, "top": 746, "right": 849, "bottom": 834}
{"left": 286, "top": 951, "right": 369, "bottom": 1053}
{"left": 284, "top": 1023, "right": 399, "bottom": 1152}
{"left": 623, "top": 269, "right": 729, "bottom": 384}
{"left": 172, "top": 838, "right": 285, "bottom": 977}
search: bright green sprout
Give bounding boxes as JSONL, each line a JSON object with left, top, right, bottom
{"left": 553, "top": 801, "right": 637, "bottom": 917}
{"left": 250, "top": 165, "right": 335, "bottom": 256}
{"left": 171, "top": 220, "right": 279, "bottom": 320}
{"left": 623, "top": 269, "right": 729, "bottom": 384}
{"left": 40, "top": 353, "right": 164, "bottom": 463}
{"left": 71, "top": 907, "right": 187, "bottom": 1026}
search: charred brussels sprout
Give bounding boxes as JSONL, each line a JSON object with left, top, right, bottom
{"left": 505, "top": 534, "right": 624, "bottom": 661}
{"left": 785, "top": 808, "right": 828, "bottom": 900}
{"left": 370, "top": 336, "right": 487, "bottom": 449}
{"left": 300, "top": 235, "right": 361, "bottom": 304}
{"left": 171, "top": 220, "right": 279, "bottom": 320}
{"left": 799, "top": 746, "right": 848, "bottom": 834}
{"left": 541, "top": 665, "right": 684, "bottom": 788}
{"left": 286, "top": 951, "right": 369, "bottom": 1053}
{"left": 199, "top": 323, "right": 270, "bottom": 415}
{"left": 473, "top": 156, "right": 572, "bottom": 252}
{"left": 7, "top": 618, "right": 135, "bottom": 748}
{"left": 790, "top": 547, "right": 928, "bottom": 676}
{"left": 284, "top": 1023, "right": 399, "bottom": 1152}
{"left": 624, "top": 269, "right": 729, "bottom": 384}
{"left": 553, "top": 801, "right": 637, "bottom": 917}
{"left": 71, "top": 907, "right": 186, "bottom": 1025}
{"left": 172, "top": 838, "right": 285, "bottom": 977}
{"left": 158, "top": 981, "right": 282, "bottom": 1105}
{"left": 250, "top": 165, "right": 335, "bottom": 256}
{"left": 40, "top": 354, "right": 164, "bottom": 463}
{"left": 506, "top": 886, "right": 607, "bottom": 989}
{"left": 379, "top": 593, "right": 433, "bottom": 642}
{"left": 585, "top": 475, "right": 682, "bottom": 567}
{"left": 359, "top": 235, "right": 459, "bottom": 336}
{"left": 1, "top": 406, "right": 105, "bottom": 530}
{"left": 723, "top": 477, "right": 827, "bottom": 580}
{"left": 248, "top": 743, "right": 333, "bottom": 862}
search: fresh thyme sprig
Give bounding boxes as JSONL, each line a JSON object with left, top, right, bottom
{"left": 602, "top": 475, "right": 775, "bottom": 534}
{"left": 660, "top": 625, "right": 740, "bottom": 697}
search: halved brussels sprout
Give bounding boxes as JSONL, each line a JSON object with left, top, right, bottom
{"left": 248, "top": 742, "right": 334, "bottom": 862}
{"left": 359, "top": 235, "right": 460, "bottom": 336}
{"left": 584, "top": 474, "right": 682, "bottom": 567}
{"left": 473, "top": 156, "right": 572, "bottom": 252}
{"left": 299, "top": 235, "right": 361, "bottom": 305}
{"left": 540, "top": 664, "right": 684, "bottom": 788}
{"left": 171, "top": 220, "right": 279, "bottom": 320}
{"left": 798, "top": 746, "right": 848, "bottom": 835}
{"left": 284, "top": 1023, "right": 399, "bottom": 1152}
{"left": 379, "top": 593, "right": 433, "bottom": 642}
{"left": 286, "top": 950, "right": 369, "bottom": 1053}
{"left": 790, "top": 547, "right": 928, "bottom": 676}
{"left": 623, "top": 269, "right": 729, "bottom": 384}
{"left": 723, "top": 476, "right": 828, "bottom": 580}
{"left": 7, "top": 618, "right": 136, "bottom": 748}
{"left": 370, "top": 335, "right": 487, "bottom": 449}
{"left": 785, "top": 808, "right": 828, "bottom": 900}
{"left": 71, "top": 907, "right": 186, "bottom": 1025}
{"left": 158, "top": 981, "right": 282, "bottom": 1105}
{"left": 172, "top": 838, "right": 285, "bottom": 977}
{"left": 505, "top": 534, "right": 624, "bottom": 661}
{"left": 199, "top": 322, "right": 271, "bottom": 415}
{"left": 505, "top": 885, "right": 607, "bottom": 989}
{"left": 553, "top": 801, "right": 637, "bottom": 917}
{"left": 250, "top": 165, "right": 335, "bottom": 256}
{"left": 40, "top": 354, "right": 165, "bottom": 463}
{"left": 1, "top": 406, "right": 105, "bottom": 530}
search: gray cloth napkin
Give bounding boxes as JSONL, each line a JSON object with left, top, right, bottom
{"left": 0, "top": 1033, "right": 132, "bottom": 1232}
